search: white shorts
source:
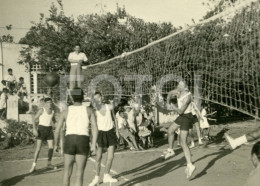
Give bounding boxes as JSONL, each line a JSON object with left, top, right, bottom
{"left": 200, "top": 119, "right": 210, "bottom": 129}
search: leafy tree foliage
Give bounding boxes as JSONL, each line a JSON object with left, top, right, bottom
{"left": 19, "top": 0, "right": 177, "bottom": 72}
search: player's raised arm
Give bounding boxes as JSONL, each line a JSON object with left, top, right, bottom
{"left": 88, "top": 107, "right": 98, "bottom": 154}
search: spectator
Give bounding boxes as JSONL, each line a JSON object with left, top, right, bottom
{"left": 17, "top": 77, "right": 27, "bottom": 99}
{"left": 0, "top": 80, "right": 7, "bottom": 91}
{"left": 117, "top": 109, "right": 140, "bottom": 151}
{"left": 4, "top": 68, "right": 16, "bottom": 89}
{"left": 0, "top": 88, "right": 8, "bottom": 119}
{"left": 124, "top": 105, "right": 137, "bottom": 133}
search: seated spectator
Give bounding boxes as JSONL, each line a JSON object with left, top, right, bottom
{"left": 124, "top": 105, "right": 137, "bottom": 133}
{"left": 0, "top": 80, "right": 7, "bottom": 91}
{"left": 4, "top": 68, "right": 16, "bottom": 90}
{"left": 17, "top": 77, "right": 27, "bottom": 99}
{"left": 0, "top": 88, "right": 8, "bottom": 119}
{"left": 143, "top": 107, "right": 155, "bottom": 147}
{"left": 117, "top": 109, "right": 141, "bottom": 151}
{"left": 245, "top": 141, "right": 260, "bottom": 186}
{"left": 136, "top": 108, "right": 152, "bottom": 149}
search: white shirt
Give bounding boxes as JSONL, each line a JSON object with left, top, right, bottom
{"left": 4, "top": 75, "right": 16, "bottom": 82}
{"left": 126, "top": 109, "right": 136, "bottom": 131}
{"left": 0, "top": 93, "right": 7, "bottom": 109}
{"left": 66, "top": 105, "right": 90, "bottom": 136}
{"left": 117, "top": 115, "right": 126, "bottom": 129}
{"left": 17, "top": 82, "right": 27, "bottom": 93}
{"left": 95, "top": 104, "right": 114, "bottom": 131}
{"left": 39, "top": 108, "right": 54, "bottom": 127}
{"left": 68, "top": 52, "right": 88, "bottom": 66}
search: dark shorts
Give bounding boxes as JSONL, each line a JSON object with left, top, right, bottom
{"left": 64, "top": 135, "right": 90, "bottom": 156}
{"left": 192, "top": 115, "right": 199, "bottom": 124}
{"left": 97, "top": 129, "right": 117, "bottom": 148}
{"left": 36, "top": 125, "right": 54, "bottom": 141}
{"left": 175, "top": 113, "right": 194, "bottom": 131}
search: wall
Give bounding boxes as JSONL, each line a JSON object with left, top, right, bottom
{"left": 0, "top": 42, "right": 31, "bottom": 93}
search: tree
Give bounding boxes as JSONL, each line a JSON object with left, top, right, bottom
{"left": 0, "top": 25, "right": 14, "bottom": 43}
{"left": 19, "top": 0, "right": 177, "bottom": 72}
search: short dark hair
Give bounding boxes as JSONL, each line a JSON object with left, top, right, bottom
{"left": 19, "top": 77, "right": 24, "bottom": 81}
{"left": 8, "top": 68, "right": 12, "bottom": 72}
{"left": 71, "top": 88, "right": 84, "bottom": 102}
{"left": 44, "top": 97, "right": 52, "bottom": 102}
{"left": 74, "top": 44, "right": 81, "bottom": 48}
{"left": 251, "top": 141, "right": 260, "bottom": 161}
{"left": 1, "top": 80, "right": 6, "bottom": 84}
{"left": 94, "top": 92, "right": 102, "bottom": 96}
{"left": 2, "top": 88, "right": 8, "bottom": 92}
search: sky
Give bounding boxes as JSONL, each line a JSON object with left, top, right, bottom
{"left": 0, "top": 0, "right": 211, "bottom": 43}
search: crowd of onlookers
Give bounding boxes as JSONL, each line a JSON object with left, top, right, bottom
{"left": 0, "top": 68, "right": 28, "bottom": 119}
{"left": 114, "top": 96, "right": 156, "bottom": 150}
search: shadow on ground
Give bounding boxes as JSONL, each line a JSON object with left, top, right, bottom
{"left": 116, "top": 147, "right": 232, "bottom": 186}
{"left": 0, "top": 162, "right": 64, "bottom": 186}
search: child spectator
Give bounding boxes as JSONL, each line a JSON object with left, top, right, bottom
{"left": 4, "top": 68, "right": 16, "bottom": 89}
{"left": 17, "top": 77, "right": 27, "bottom": 99}
{"left": 117, "top": 109, "right": 140, "bottom": 151}
{"left": 245, "top": 141, "right": 260, "bottom": 186}
{"left": 0, "top": 88, "right": 8, "bottom": 119}
{"left": 124, "top": 105, "right": 137, "bottom": 133}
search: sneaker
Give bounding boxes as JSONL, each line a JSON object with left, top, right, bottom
{"left": 29, "top": 165, "right": 36, "bottom": 173}
{"left": 224, "top": 133, "right": 237, "bottom": 150}
{"left": 189, "top": 142, "right": 195, "bottom": 149}
{"left": 89, "top": 176, "right": 99, "bottom": 186}
{"left": 47, "top": 164, "right": 55, "bottom": 169}
{"left": 103, "top": 174, "right": 118, "bottom": 183}
{"left": 186, "top": 164, "right": 196, "bottom": 180}
{"left": 164, "top": 149, "right": 175, "bottom": 160}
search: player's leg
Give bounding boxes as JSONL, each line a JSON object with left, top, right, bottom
{"left": 189, "top": 128, "right": 195, "bottom": 148}
{"left": 30, "top": 139, "right": 42, "bottom": 173}
{"left": 63, "top": 154, "right": 75, "bottom": 186}
{"left": 123, "top": 136, "right": 135, "bottom": 149}
{"left": 103, "top": 145, "right": 118, "bottom": 183}
{"left": 89, "top": 147, "right": 102, "bottom": 186}
{"left": 180, "top": 130, "right": 196, "bottom": 179}
{"left": 194, "top": 122, "right": 203, "bottom": 144}
{"left": 69, "top": 66, "right": 77, "bottom": 89}
{"left": 47, "top": 139, "right": 54, "bottom": 168}
{"left": 225, "top": 129, "right": 260, "bottom": 150}
{"left": 74, "top": 155, "right": 87, "bottom": 186}
{"left": 165, "top": 122, "right": 180, "bottom": 159}
{"left": 76, "top": 64, "right": 82, "bottom": 88}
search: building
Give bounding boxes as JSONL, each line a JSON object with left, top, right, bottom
{"left": 0, "top": 42, "right": 47, "bottom": 94}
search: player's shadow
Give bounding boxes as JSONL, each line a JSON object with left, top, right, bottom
{"left": 117, "top": 147, "right": 233, "bottom": 186}
{"left": 115, "top": 148, "right": 187, "bottom": 186}
{"left": 190, "top": 148, "right": 233, "bottom": 181}
{"left": 0, "top": 162, "right": 64, "bottom": 185}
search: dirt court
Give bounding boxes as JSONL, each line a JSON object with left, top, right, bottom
{"left": 0, "top": 120, "right": 259, "bottom": 186}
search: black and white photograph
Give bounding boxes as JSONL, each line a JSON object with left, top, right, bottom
{"left": 0, "top": 0, "right": 260, "bottom": 185}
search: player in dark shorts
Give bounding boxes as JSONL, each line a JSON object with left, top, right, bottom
{"left": 164, "top": 81, "right": 196, "bottom": 180}
{"left": 29, "top": 97, "right": 55, "bottom": 173}
{"left": 54, "top": 88, "right": 98, "bottom": 186}
{"left": 89, "top": 92, "right": 119, "bottom": 186}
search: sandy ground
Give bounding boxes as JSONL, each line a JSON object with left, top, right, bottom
{"left": 0, "top": 120, "right": 259, "bottom": 186}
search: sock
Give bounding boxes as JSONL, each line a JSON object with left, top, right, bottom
{"left": 187, "top": 163, "right": 193, "bottom": 168}
{"left": 32, "top": 162, "right": 36, "bottom": 167}
{"left": 235, "top": 135, "right": 248, "bottom": 147}
{"left": 48, "top": 148, "right": 53, "bottom": 162}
